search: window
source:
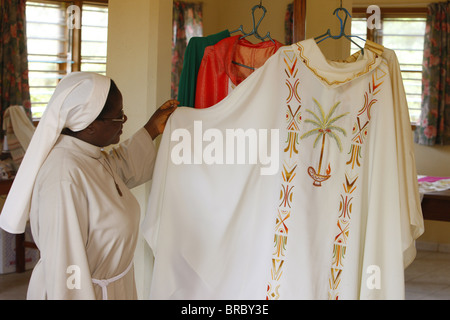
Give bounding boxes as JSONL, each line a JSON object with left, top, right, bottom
{"left": 26, "top": 1, "right": 108, "bottom": 119}
{"left": 26, "top": 1, "right": 69, "bottom": 119}
{"left": 80, "top": 5, "right": 108, "bottom": 74}
{"left": 351, "top": 8, "right": 427, "bottom": 123}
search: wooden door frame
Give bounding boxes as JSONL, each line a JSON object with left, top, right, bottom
{"left": 293, "top": 0, "right": 307, "bottom": 42}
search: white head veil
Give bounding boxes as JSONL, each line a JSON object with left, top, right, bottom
{"left": 0, "top": 72, "right": 111, "bottom": 234}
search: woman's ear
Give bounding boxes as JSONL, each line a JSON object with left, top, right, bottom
{"left": 84, "top": 122, "right": 98, "bottom": 135}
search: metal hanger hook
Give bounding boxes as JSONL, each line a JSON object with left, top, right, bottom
{"left": 251, "top": 4, "right": 267, "bottom": 32}
{"left": 330, "top": 9, "right": 345, "bottom": 38}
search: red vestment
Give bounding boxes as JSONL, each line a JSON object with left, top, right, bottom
{"left": 195, "top": 35, "right": 283, "bottom": 109}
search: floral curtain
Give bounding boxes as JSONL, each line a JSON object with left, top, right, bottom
{"left": 415, "top": 2, "right": 450, "bottom": 145}
{"left": 0, "top": 0, "right": 31, "bottom": 130}
{"left": 285, "top": 3, "right": 294, "bottom": 45}
{"left": 172, "top": 1, "right": 203, "bottom": 99}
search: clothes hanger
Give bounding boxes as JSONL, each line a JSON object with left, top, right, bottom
{"left": 230, "top": 1, "right": 275, "bottom": 70}
{"left": 314, "top": 0, "right": 365, "bottom": 55}
{"left": 230, "top": 1, "right": 275, "bottom": 45}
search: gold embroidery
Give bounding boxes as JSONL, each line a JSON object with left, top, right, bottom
{"left": 327, "top": 63, "right": 387, "bottom": 300}
{"left": 296, "top": 41, "right": 383, "bottom": 87}
{"left": 266, "top": 49, "right": 302, "bottom": 300}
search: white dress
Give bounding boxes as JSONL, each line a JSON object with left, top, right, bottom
{"left": 142, "top": 39, "right": 424, "bottom": 300}
{"left": 28, "top": 128, "right": 155, "bottom": 300}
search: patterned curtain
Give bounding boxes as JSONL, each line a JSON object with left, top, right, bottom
{"left": 0, "top": 0, "right": 31, "bottom": 130}
{"left": 172, "top": 1, "right": 203, "bottom": 99}
{"left": 415, "top": 2, "right": 450, "bottom": 145}
{"left": 285, "top": 2, "right": 294, "bottom": 45}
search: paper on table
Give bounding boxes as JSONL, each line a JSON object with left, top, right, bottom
{"left": 417, "top": 176, "right": 450, "bottom": 196}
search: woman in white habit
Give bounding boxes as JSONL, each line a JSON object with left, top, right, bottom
{"left": 0, "top": 72, "right": 179, "bottom": 299}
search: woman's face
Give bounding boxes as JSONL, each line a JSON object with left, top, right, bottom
{"left": 92, "top": 89, "right": 127, "bottom": 147}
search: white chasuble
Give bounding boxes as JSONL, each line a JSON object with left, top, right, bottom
{"left": 142, "top": 39, "right": 424, "bottom": 300}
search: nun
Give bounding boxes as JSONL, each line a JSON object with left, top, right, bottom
{"left": 0, "top": 72, "right": 179, "bottom": 300}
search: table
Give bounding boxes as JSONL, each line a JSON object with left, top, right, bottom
{"left": 421, "top": 189, "right": 450, "bottom": 222}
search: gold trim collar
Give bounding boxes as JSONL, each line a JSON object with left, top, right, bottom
{"left": 295, "top": 39, "right": 384, "bottom": 88}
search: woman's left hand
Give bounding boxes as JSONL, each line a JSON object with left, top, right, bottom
{"left": 145, "top": 99, "right": 180, "bottom": 140}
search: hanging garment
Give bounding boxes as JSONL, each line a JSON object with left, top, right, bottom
{"left": 27, "top": 128, "right": 156, "bottom": 299}
{"left": 177, "top": 30, "right": 231, "bottom": 107}
{"left": 142, "top": 39, "right": 424, "bottom": 300}
{"left": 2, "top": 105, "right": 35, "bottom": 168}
{"left": 194, "top": 35, "right": 283, "bottom": 109}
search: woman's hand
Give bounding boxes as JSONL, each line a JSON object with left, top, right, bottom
{"left": 144, "top": 99, "right": 180, "bottom": 140}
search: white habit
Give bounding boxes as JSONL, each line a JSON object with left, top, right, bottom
{"left": 28, "top": 128, "right": 155, "bottom": 299}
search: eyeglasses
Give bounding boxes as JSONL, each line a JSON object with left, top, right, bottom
{"left": 98, "top": 110, "right": 126, "bottom": 122}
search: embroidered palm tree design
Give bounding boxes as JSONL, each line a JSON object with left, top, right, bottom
{"left": 300, "top": 98, "right": 349, "bottom": 187}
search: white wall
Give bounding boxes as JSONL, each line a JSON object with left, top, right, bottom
{"left": 106, "top": 0, "right": 172, "bottom": 299}
{"left": 198, "top": 0, "right": 291, "bottom": 44}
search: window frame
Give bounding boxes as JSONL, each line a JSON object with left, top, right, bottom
{"left": 352, "top": 7, "right": 427, "bottom": 41}
{"left": 352, "top": 7, "right": 427, "bottom": 127}
{"left": 26, "top": 0, "right": 108, "bottom": 121}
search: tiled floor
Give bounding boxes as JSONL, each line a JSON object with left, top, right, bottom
{"left": 0, "top": 269, "right": 32, "bottom": 300}
{"left": 1, "top": 250, "right": 449, "bottom": 300}
{"left": 405, "top": 250, "right": 450, "bottom": 300}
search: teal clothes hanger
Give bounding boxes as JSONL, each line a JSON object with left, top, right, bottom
{"left": 230, "top": 1, "right": 275, "bottom": 70}
{"left": 314, "top": 2, "right": 365, "bottom": 55}
{"left": 230, "top": 1, "right": 275, "bottom": 45}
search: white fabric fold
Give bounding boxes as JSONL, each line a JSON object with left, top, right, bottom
{"left": 2, "top": 105, "right": 35, "bottom": 150}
